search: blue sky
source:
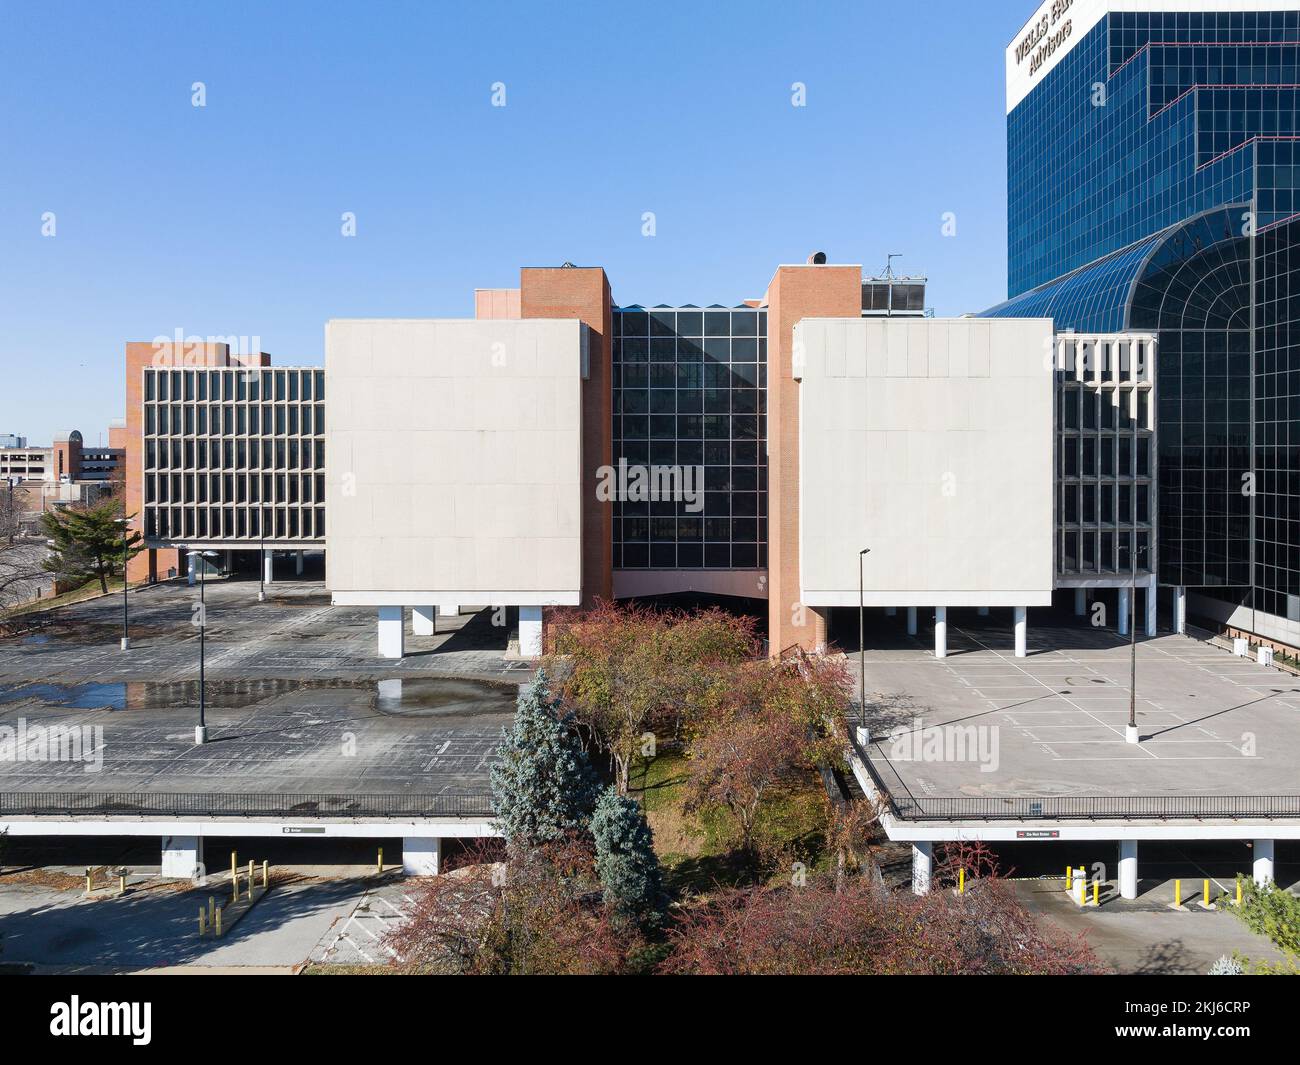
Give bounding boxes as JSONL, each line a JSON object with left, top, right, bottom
{"left": 0, "top": 0, "right": 1032, "bottom": 445}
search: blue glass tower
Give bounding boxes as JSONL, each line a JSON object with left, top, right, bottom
{"left": 986, "top": 2, "right": 1300, "bottom": 637}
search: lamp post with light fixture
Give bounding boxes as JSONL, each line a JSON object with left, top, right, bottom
{"left": 187, "top": 549, "right": 219, "bottom": 744}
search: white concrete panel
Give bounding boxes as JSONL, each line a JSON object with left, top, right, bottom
{"left": 797, "top": 317, "right": 1054, "bottom": 608}
{"left": 326, "top": 319, "right": 584, "bottom": 606}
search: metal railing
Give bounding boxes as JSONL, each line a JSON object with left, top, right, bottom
{"left": 849, "top": 736, "right": 1300, "bottom": 822}
{"left": 0, "top": 792, "right": 496, "bottom": 820}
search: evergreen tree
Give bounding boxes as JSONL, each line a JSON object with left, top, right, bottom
{"left": 591, "top": 785, "right": 663, "bottom": 925}
{"left": 40, "top": 500, "right": 141, "bottom": 594}
{"left": 490, "top": 670, "right": 598, "bottom": 847}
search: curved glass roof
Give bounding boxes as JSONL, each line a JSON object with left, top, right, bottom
{"left": 981, "top": 206, "right": 1249, "bottom": 334}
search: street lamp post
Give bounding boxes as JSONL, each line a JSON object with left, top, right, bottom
{"left": 188, "top": 549, "right": 218, "bottom": 745}
{"left": 114, "top": 518, "right": 130, "bottom": 650}
{"left": 1125, "top": 540, "right": 1147, "bottom": 745}
{"left": 858, "top": 548, "right": 870, "bottom": 733}
{"left": 258, "top": 524, "right": 266, "bottom": 603}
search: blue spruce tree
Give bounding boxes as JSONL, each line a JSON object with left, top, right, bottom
{"left": 490, "top": 669, "right": 598, "bottom": 847}
{"left": 591, "top": 785, "right": 663, "bottom": 925}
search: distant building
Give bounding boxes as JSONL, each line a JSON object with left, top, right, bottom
{"left": 0, "top": 429, "right": 123, "bottom": 486}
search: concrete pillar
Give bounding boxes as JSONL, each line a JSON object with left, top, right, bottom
{"left": 187, "top": 553, "right": 196, "bottom": 587}
{"left": 161, "top": 835, "right": 204, "bottom": 879}
{"left": 977, "top": 606, "right": 989, "bottom": 616}
{"left": 295, "top": 550, "right": 304, "bottom": 575}
{"left": 906, "top": 606, "right": 918, "bottom": 636}
{"left": 1174, "top": 585, "right": 1186, "bottom": 635}
{"left": 403, "top": 836, "right": 442, "bottom": 876}
{"left": 911, "top": 841, "right": 932, "bottom": 896}
{"left": 885, "top": 606, "right": 897, "bottom": 617}
{"left": 1074, "top": 587, "right": 1087, "bottom": 616}
{"left": 439, "top": 604, "right": 459, "bottom": 617}
{"left": 412, "top": 606, "right": 435, "bottom": 637}
{"left": 1118, "top": 839, "right": 1138, "bottom": 900}
{"left": 519, "top": 605, "right": 543, "bottom": 657}
{"left": 1014, "top": 606, "right": 1028, "bottom": 658}
{"left": 1117, "top": 587, "right": 1131, "bottom": 636}
{"left": 934, "top": 607, "right": 947, "bottom": 659}
{"left": 263, "top": 549, "right": 274, "bottom": 585}
{"left": 1145, "top": 575, "right": 1157, "bottom": 637}
{"left": 224, "top": 550, "right": 233, "bottom": 573}
{"left": 378, "top": 606, "right": 404, "bottom": 659}
{"left": 1253, "top": 839, "right": 1275, "bottom": 887}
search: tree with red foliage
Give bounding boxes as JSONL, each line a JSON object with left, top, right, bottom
{"left": 544, "top": 600, "right": 756, "bottom": 792}
{"left": 383, "top": 838, "right": 644, "bottom": 975}
{"left": 660, "top": 874, "right": 1106, "bottom": 975}
{"left": 683, "top": 653, "right": 853, "bottom": 859}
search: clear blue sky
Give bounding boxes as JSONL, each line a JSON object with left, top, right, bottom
{"left": 0, "top": 0, "right": 1032, "bottom": 446}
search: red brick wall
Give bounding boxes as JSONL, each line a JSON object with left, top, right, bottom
{"left": 764, "top": 264, "right": 862, "bottom": 655}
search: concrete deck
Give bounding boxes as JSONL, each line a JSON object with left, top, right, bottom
{"left": 0, "top": 578, "right": 525, "bottom": 803}
{"left": 851, "top": 609, "right": 1300, "bottom": 807}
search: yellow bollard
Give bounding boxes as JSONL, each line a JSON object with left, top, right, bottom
{"left": 85, "top": 868, "right": 92, "bottom": 896}
{"left": 119, "top": 875, "right": 126, "bottom": 895}
{"left": 231, "top": 871, "right": 239, "bottom": 904}
{"left": 208, "top": 896, "right": 215, "bottom": 923}
{"left": 378, "top": 847, "right": 384, "bottom": 875}
{"left": 1236, "top": 878, "right": 1243, "bottom": 907}
{"left": 1175, "top": 879, "right": 1182, "bottom": 907}
{"left": 247, "top": 860, "right": 254, "bottom": 899}
{"left": 199, "top": 908, "right": 207, "bottom": 935}
{"left": 231, "top": 851, "right": 237, "bottom": 886}
{"left": 1065, "top": 866, "right": 1073, "bottom": 889}
{"left": 1203, "top": 879, "right": 1211, "bottom": 906}
{"left": 215, "top": 907, "right": 223, "bottom": 937}
{"left": 262, "top": 860, "right": 268, "bottom": 889}
{"left": 1092, "top": 880, "right": 1099, "bottom": 907}
{"left": 958, "top": 867, "right": 965, "bottom": 895}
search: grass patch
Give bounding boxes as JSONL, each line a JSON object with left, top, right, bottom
{"left": 2, "top": 576, "right": 123, "bottom": 619}
{"left": 629, "top": 749, "right": 829, "bottom": 896}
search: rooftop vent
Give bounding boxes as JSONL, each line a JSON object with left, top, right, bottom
{"left": 807, "top": 251, "right": 827, "bottom": 265}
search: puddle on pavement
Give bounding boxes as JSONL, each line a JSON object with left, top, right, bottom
{"left": 0, "top": 676, "right": 517, "bottom": 717}
{"left": 374, "top": 678, "right": 515, "bottom": 718}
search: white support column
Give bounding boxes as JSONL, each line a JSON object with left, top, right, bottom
{"left": 1253, "top": 839, "right": 1275, "bottom": 887}
{"left": 1117, "top": 587, "right": 1131, "bottom": 636}
{"left": 977, "top": 606, "right": 989, "bottom": 617}
{"left": 1118, "top": 839, "right": 1138, "bottom": 900}
{"left": 402, "top": 836, "right": 442, "bottom": 877}
{"left": 263, "top": 549, "right": 274, "bottom": 585}
{"left": 518, "top": 605, "right": 543, "bottom": 658}
{"left": 1074, "top": 587, "right": 1087, "bottom": 616}
{"left": 161, "top": 835, "right": 204, "bottom": 879}
{"left": 295, "top": 550, "right": 304, "bottom": 575}
{"left": 1145, "top": 574, "right": 1158, "bottom": 637}
{"left": 906, "top": 606, "right": 918, "bottom": 636}
{"left": 187, "top": 553, "right": 197, "bottom": 587}
{"left": 1014, "top": 606, "right": 1028, "bottom": 658}
{"left": 1174, "top": 585, "right": 1186, "bottom": 635}
{"left": 378, "top": 606, "right": 404, "bottom": 659}
{"left": 934, "top": 607, "right": 947, "bottom": 659}
{"left": 911, "top": 841, "right": 932, "bottom": 896}
{"left": 439, "top": 604, "right": 459, "bottom": 617}
{"left": 412, "top": 606, "right": 435, "bottom": 637}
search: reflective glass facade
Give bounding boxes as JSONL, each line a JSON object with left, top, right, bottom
{"left": 1009, "top": 9, "right": 1300, "bottom": 299}
{"left": 611, "top": 306, "right": 768, "bottom": 570}
{"left": 998, "top": 6, "right": 1300, "bottom": 633}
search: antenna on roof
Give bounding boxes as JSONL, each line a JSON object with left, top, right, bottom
{"left": 882, "top": 253, "right": 903, "bottom": 280}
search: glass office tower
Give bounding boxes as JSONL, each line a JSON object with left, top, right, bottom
{"left": 611, "top": 306, "right": 768, "bottom": 571}
{"left": 986, "top": 4, "right": 1300, "bottom": 639}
